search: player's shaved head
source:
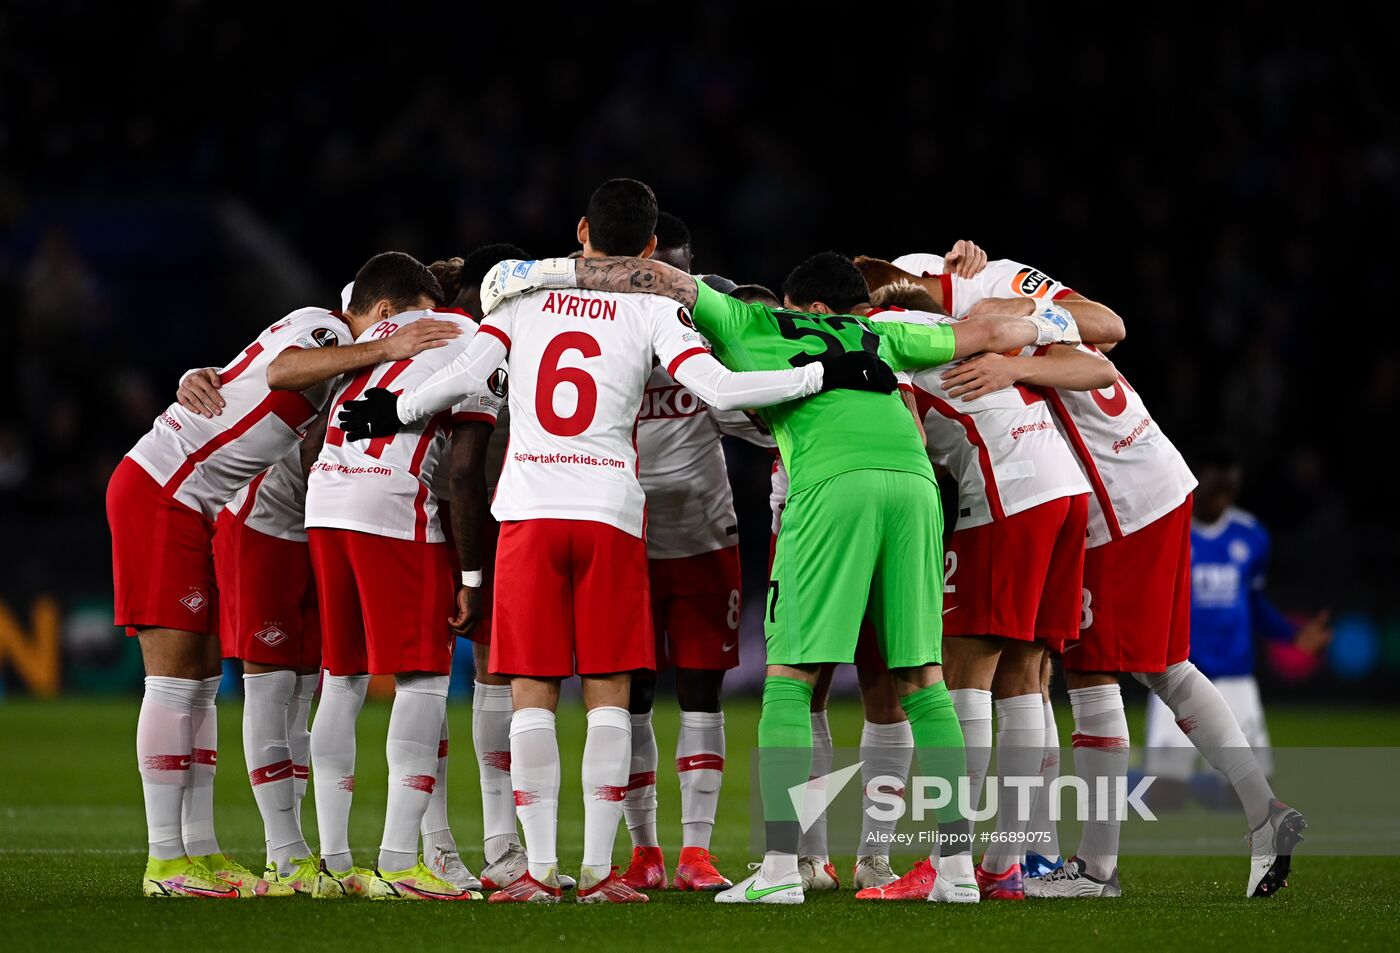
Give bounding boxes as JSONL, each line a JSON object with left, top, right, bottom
{"left": 730, "top": 283, "right": 781, "bottom": 308}
{"left": 653, "top": 211, "right": 693, "bottom": 272}
{"left": 582, "top": 178, "right": 659, "bottom": 257}
{"left": 783, "top": 251, "right": 869, "bottom": 313}
{"left": 456, "top": 242, "right": 530, "bottom": 314}
{"left": 348, "top": 251, "right": 444, "bottom": 315}
{"left": 869, "top": 279, "right": 937, "bottom": 313}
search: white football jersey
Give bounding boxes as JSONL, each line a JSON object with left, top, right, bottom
{"left": 305, "top": 310, "right": 504, "bottom": 543}
{"left": 1040, "top": 345, "right": 1196, "bottom": 546}
{"left": 860, "top": 307, "right": 1089, "bottom": 528}
{"left": 127, "top": 307, "right": 350, "bottom": 518}
{"left": 892, "top": 254, "right": 1075, "bottom": 319}
{"left": 636, "top": 365, "right": 738, "bottom": 560}
{"left": 897, "top": 252, "right": 1196, "bottom": 544}
{"left": 482, "top": 289, "right": 718, "bottom": 538}
{"left": 224, "top": 448, "right": 308, "bottom": 542}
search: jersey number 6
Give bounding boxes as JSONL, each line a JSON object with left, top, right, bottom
{"left": 537, "top": 331, "right": 601, "bottom": 436}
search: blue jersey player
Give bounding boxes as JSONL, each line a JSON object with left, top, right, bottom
{"left": 1145, "top": 449, "right": 1330, "bottom": 802}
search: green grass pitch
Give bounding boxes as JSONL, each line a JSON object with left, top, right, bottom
{"left": 1, "top": 698, "right": 1396, "bottom": 952}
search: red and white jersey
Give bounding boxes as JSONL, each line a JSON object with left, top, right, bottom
{"left": 482, "top": 290, "right": 717, "bottom": 538}
{"left": 856, "top": 305, "right": 1089, "bottom": 529}
{"left": 127, "top": 307, "right": 351, "bottom": 519}
{"left": 224, "top": 449, "right": 308, "bottom": 542}
{"left": 1039, "top": 346, "right": 1196, "bottom": 546}
{"left": 895, "top": 252, "right": 1196, "bottom": 545}
{"left": 899, "top": 344, "right": 1089, "bottom": 532}
{"left": 305, "top": 310, "right": 504, "bottom": 543}
{"left": 892, "top": 254, "right": 1076, "bottom": 319}
{"left": 636, "top": 365, "right": 737, "bottom": 559}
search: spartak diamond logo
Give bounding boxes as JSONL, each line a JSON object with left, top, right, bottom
{"left": 180, "top": 590, "right": 208, "bottom": 613}
{"left": 255, "top": 626, "right": 288, "bottom": 647}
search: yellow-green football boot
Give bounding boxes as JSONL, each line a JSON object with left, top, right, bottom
{"left": 363, "top": 861, "right": 482, "bottom": 901}
{"left": 142, "top": 856, "right": 240, "bottom": 899}
{"left": 312, "top": 860, "right": 372, "bottom": 899}
{"left": 193, "top": 853, "right": 294, "bottom": 897}
{"left": 265, "top": 855, "right": 322, "bottom": 895}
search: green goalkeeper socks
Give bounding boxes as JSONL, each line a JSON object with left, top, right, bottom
{"left": 900, "top": 681, "right": 973, "bottom": 855}
{"left": 758, "top": 677, "right": 814, "bottom": 856}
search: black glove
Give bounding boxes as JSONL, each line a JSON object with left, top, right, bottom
{"left": 815, "top": 350, "right": 898, "bottom": 394}
{"left": 337, "top": 388, "right": 404, "bottom": 441}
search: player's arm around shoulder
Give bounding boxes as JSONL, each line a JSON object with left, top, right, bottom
{"left": 967, "top": 292, "right": 1125, "bottom": 350}
{"left": 865, "top": 308, "right": 959, "bottom": 372}
{"left": 947, "top": 298, "right": 1081, "bottom": 361}
{"left": 941, "top": 344, "right": 1117, "bottom": 402}
{"left": 650, "top": 297, "right": 825, "bottom": 410}
{"left": 266, "top": 312, "right": 462, "bottom": 392}
{"left": 480, "top": 256, "right": 700, "bottom": 315}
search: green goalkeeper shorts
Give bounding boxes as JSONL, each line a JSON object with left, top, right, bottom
{"left": 764, "top": 468, "right": 944, "bottom": 669}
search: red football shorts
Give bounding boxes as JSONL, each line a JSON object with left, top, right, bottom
{"left": 943, "top": 495, "right": 1089, "bottom": 644}
{"left": 309, "top": 528, "right": 455, "bottom": 676}
{"left": 1065, "top": 495, "right": 1193, "bottom": 674}
{"left": 491, "top": 518, "right": 654, "bottom": 678}
{"left": 650, "top": 545, "right": 742, "bottom": 671}
{"left": 213, "top": 512, "right": 319, "bottom": 668}
{"left": 107, "top": 457, "right": 217, "bottom": 636}
{"left": 438, "top": 500, "right": 497, "bottom": 646}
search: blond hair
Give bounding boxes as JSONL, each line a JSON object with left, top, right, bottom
{"left": 870, "top": 279, "right": 937, "bottom": 312}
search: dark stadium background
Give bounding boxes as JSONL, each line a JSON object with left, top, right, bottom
{"left": 0, "top": 3, "right": 1394, "bottom": 698}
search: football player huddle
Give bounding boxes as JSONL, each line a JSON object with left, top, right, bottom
{"left": 108, "top": 177, "right": 1304, "bottom": 906}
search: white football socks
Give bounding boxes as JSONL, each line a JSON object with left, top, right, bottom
{"left": 950, "top": 688, "right": 993, "bottom": 811}
{"left": 181, "top": 675, "right": 222, "bottom": 858}
{"left": 1025, "top": 698, "right": 1062, "bottom": 861}
{"left": 581, "top": 706, "right": 631, "bottom": 883}
{"left": 1069, "top": 683, "right": 1128, "bottom": 880}
{"left": 624, "top": 710, "right": 660, "bottom": 848}
{"left": 310, "top": 673, "right": 368, "bottom": 872}
{"left": 243, "top": 669, "right": 308, "bottom": 870}
{"left": 797, "top": 710, "right": 833, "bottom": 861}
{"left": 420, "top": 712, "right": 457, "bottom": 859}
{"left": 137, "top": 676, "right": 199, "bottom": 861}
{"left": 858, "top": 719, "right": 912, "bottom": 858}
{"left": 1134, "top": 661, "right": 1275, "bottom": 828}
{"left": 510, "top": 707, "right": 560, "bottom": 881}
{"left": 472, "top": 681, "right": 519, "bottom": 864}
{"left": 677, "top": 710, "right": 726, "bottom": 850}
{"left": 378, "top": 674, "right": 449, "bottom": 873}
{"left": 983, "top": 693, "right": 1044, "bottom": 874}
{"left": 288, "top": 673, "right": 318, "bottom": 825}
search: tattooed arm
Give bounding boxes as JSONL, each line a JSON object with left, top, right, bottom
{"left": 571, "top": 258, "right": 699, "bottom": 310}
{"left": 479, "top": 256, "right": 697, "bottom": 316}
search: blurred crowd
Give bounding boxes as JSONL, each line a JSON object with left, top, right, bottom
{"left": 0, "top": 3, "right": 1394, "bottom": 608}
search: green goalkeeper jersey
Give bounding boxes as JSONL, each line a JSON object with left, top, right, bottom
{"left": 691, "top": 280, "right": 957, "bottom": 495}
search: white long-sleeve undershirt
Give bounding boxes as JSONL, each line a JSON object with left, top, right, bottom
{"left": 396, "top": 331, "right": 823, "bottom": 424}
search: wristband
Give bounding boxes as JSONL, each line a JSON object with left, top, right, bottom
{"left": 461, "top": 570, "right": 484, "bottom": 588}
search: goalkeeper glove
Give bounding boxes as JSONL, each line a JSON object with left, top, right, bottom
{"left": 1026, "top": 301, "right": 1082, "bottom": 346}
{"left": 479, "top": 258, "right": 577, "bottom": 317}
